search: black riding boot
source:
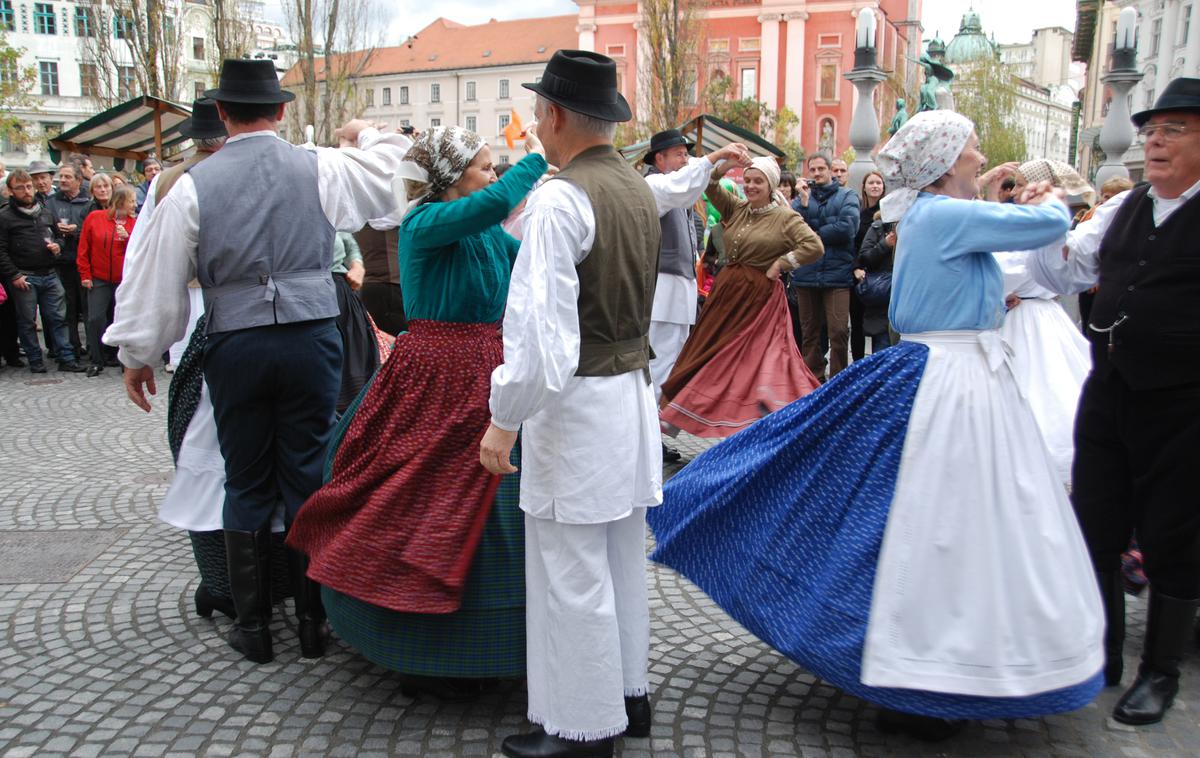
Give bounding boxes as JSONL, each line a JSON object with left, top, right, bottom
{"left": 1097, "top": 570, "right": 1125, "bottom": 686}
{"left": 225, "top": 527, "right": 274, "bottom": 664}
{"left": 195, "top": 582, "right": 237, "bottom": 620}
{"left": 1112, "top": 591, "right": 1199, "bottom": 725}
{"left": 287, "top": 548, "right": 329, "bottom": 659}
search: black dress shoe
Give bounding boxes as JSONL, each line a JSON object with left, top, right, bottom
{"left": 1112, "top": 591, "right": 1199, "bottom": 725}
{"left": 57, "top": 361, "right": 86, "bottom": 373}
{"left": 86, "top": 365, "right": 103, "bottom": 378}
{"left": 624, "top": 694, "right": 651, "bottom": 738}
{"left": 501, "top": 728, "right": 613, "bottom": 758}
{"left": 876, "top": 708, "right": 965, "bottom": 742}
{"left": 29, "top": 362, "right": 47, "bottom": 374}
{"left": 661, "top": 443, "right": 682, "bottom": 463}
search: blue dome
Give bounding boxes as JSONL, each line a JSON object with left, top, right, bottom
{"left": 944, "top": 9, "right": 996, "bottom": 63}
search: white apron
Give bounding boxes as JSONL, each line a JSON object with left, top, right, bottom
{"left": 861, "top": 330, "right": 1103, "bottom": 697}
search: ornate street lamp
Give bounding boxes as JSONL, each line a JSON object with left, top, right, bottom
{"left": 1095, "top": 7, "right": 1144, "bottom": 186}
{"left": 845, "top": 8, "right": 888, "bottom": 193}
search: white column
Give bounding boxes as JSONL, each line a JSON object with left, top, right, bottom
{"left": 1155, "top": 2, "right": 1181, "bottom": 95}
{"left": 578, "top": 22, "right": 597, "bottom": 52}
{"left": 1188, "top": 1, "right": 1200, "bottom": 75}
{"left": 784, "top": 12, "right": 808, "bottom": 126}
{"left": 759, "top": 14, "right": 782, "bottom": 110}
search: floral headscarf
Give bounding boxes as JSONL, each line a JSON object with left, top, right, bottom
{"left": 392, "top": 126, "right": 486, "bottom": 217}
{"left": 876, "top": 110, "right": 974, "bottom": 222}
{"left": 1017, "top": 158, "right": 1094, "bottom": 197}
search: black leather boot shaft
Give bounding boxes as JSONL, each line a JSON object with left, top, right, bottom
{"left": 224, "top": 528, "right": 274, "bottom": 664}
{"left": 1113, "top": 591, "right": 1199, "bottom": 725}
{"left": 287, "top": 548, "right": 329, "bottom": 659}
{"left": 1097, "top": 570, "right": 1125, "bottom": 686}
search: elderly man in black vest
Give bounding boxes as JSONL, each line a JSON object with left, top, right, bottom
{"left": 105, "top": 59, "right": 410, "bottom": 665}
{"left": 642, "top": 129, "right": 750, "bottom": 462}
{"left": 479, "top": 50, "right": 665, "bottom": 758}
{"left": 1031, "top": 77, "right": 1200, "bottom": 726}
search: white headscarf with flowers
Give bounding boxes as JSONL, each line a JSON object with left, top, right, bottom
{"left": 392, "top": 125, "right": 486, "bottom": 218}
{"left": 876, "top": 110, "right": 975, "bottom": 223}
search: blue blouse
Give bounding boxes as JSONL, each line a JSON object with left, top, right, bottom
{"left": 889, "top": 194, "right": 1071, "bottom": 334}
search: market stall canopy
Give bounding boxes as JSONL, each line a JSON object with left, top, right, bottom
{"left": 619, "top": 114, "right": 785, "bottom": 164}
{"left": 47, "top": 95, "right": 192, "bottom": 171}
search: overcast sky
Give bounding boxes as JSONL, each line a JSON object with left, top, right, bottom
{"left": 262, "top": 0, "right": 1077, "bottom": 50}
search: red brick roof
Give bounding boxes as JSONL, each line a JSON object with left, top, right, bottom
{"left": 281, "top": 15, "right": 579, "bottom": 86}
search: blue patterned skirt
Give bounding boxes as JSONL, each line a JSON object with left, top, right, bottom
{"left": 648, "top": 341, "right": 1103, "bottom": 719}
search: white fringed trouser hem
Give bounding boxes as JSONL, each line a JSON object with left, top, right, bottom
{"left": 624, "top": 684, "right": 649, "bottom": 697}
{"left": 527, "top": 712, "right": 628, "bottom": 742}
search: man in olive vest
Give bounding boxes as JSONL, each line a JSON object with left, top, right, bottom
{"left": 480, "top": 50, "right": 661, "bottom": 758}
{"left": 106, "top": 59, "right": 410, "bottom": 665}
{"left": 1030, "top": 77, "right": 1200, "bottom": 727}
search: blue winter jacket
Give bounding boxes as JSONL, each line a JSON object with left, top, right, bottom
{"left": 790, "top": 180, "right": 861, "bottom": 288}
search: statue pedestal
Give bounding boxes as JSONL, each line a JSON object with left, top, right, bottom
{"left": 1095, "top": 68, "right": 1144, "bottom": 187}
{"left": 845, "top": 66, "right": 888, "bottom": 195}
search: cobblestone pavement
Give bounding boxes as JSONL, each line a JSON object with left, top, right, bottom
{"left": 2, "top": 366, "right": 1198, "bottom": 757}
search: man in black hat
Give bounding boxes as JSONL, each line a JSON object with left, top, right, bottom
{"left": 1031, "top": 76, "right": 1200, "bottom": 726}
{"left": 105, "top": 59, "right": 411, "bottom": 665}
{"left": 120, "top": 97, "right": 228, "bottom": 374}
{"left": 479, "top": 49, "right": 662, "bottom": 758}
{"left": 641, "top": 129, "right": 749, "bottom": 462}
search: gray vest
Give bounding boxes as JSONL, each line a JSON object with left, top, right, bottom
{"left": 189, "top": 136, "right": 336, "bottom": 334}
{"left": 658, "top": 205, "right": 696, "bottom": 279}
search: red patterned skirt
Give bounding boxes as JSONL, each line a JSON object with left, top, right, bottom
{"left": 287, "top": 320, "right": 503, "bottom": 613}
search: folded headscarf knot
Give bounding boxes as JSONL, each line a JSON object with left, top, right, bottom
{"left": 876, "top": 111, "right": 974, "bottom": 223}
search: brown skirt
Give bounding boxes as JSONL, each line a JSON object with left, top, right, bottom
{"left": 660, "top": 264, "right": 774, "bottom": 405}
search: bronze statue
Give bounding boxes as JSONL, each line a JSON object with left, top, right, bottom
{"left": 889, "top": 99, "right": 909, "bottom": 135}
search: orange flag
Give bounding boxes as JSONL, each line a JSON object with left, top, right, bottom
{"left": 503, "top": 109, "right": 524, "bottom": 149}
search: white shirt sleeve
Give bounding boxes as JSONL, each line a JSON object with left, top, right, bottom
{"left": 1028, "top": 190, "right": 1129, "bottom": 294}
{"left": 643, "top": 156, "right": 713, "bottom": 217}
{"left": 315, "top": 128, "right": 412, "bottom": 232}
{"left": 488, "top": 180, "right": 596, "bottom": 431}
{"left": 103, "top": 177, "right": 198, "bottom": 369}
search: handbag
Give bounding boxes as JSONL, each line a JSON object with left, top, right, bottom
{"left": 854, "top": 270, "right": 892, "bottom": 309}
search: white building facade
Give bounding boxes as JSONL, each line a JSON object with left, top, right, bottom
{"left": 1, "top": 0, "right": 288, "bottom": 171}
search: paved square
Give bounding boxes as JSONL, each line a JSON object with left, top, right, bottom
{"left": 1, "top": 366, "right": 1196, "bottom": 756}
{"left": 0, "top": 529, "right": 127, "bottom": 584}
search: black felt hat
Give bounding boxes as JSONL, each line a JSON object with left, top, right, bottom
{"left": 204, "top": 59, "right": 295, "bottom": 104}
{"left": 643, "top": 129, "right": 696, "bottom": 164}
{"left": 523, "top": 49, "right": 631, "bottom": 123}
{"left": 179, "top": 98, "right": 228, "bottom": 139}
{"left": 1132, "top": 77, "right": 1200, "bottom": 126}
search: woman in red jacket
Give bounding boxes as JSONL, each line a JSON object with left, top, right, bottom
{"left": 79, "top": 185, "right": 136, "bottom": 377}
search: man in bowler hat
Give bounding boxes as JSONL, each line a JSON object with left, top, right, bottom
{"left": 641, "top": 129, "right": 749, "bottom": 462}
{"left": 479, "top": 49, "right": 663, "bottom": 757}
{"left": 105, "top": 59, "right": 411, "bottom": 664}
{"left": 1031, "top": 76, "right": 1200, "bottom": 725}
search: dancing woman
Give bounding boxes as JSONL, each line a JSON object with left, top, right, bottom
{"left": 659, "top": 157, "right": 823, "bottom": 438}
{"left": 648, "top": 111, "right": 1104, "bottom": 738}
{"left": 288, "top": 126, "right": 547, "bottom": 696}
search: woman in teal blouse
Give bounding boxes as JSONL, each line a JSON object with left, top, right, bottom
{"left": 289, "top": 127, "right": 547, "bottom": 698}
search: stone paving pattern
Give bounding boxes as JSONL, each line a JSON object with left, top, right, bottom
{"left": 2, "top": 366, "right": 1198, "bottom": 757}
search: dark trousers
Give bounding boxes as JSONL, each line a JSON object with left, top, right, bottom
{"left": 0, "top": 286, "right": 19, "bottom": 361}
{"left": 85, "top": 280, "right": 116, "bottom": 368}
{"left": 203, "top": 319, "right": 342, "bottom": 532}
{"left": 864, "top": 327, "right": 892, "bottom": 352}
{"left": 358, "top": 281, "right": 406, "bottom": 336}
{"left": 1072, "top": 371, "right": 1200, "bottom": 599}
{"left": 11, "top": 271, "right": 75, "bottom": 365}
{"left": 849, "top": 288, "right": 865, "bottom": 361}
{"left": 55, "top": 263, "right": 85, "bottom": 355}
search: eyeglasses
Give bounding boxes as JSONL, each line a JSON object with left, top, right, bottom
{"left": 1136, "top": 123, "right": 1194, "bottom": 142}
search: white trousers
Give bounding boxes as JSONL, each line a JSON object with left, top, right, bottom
{"left": 649, "top": 320, "right": 689, "bottom": 404}
{"left": 524, "top": 508, "right": 650, "bottom": 741}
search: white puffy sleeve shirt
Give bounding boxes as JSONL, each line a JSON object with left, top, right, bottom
{"left": 104, "top": 128, "right": 411, "bottom": 369}
{"left": 489, "top": 178, "right": 663, "bottom": 525}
